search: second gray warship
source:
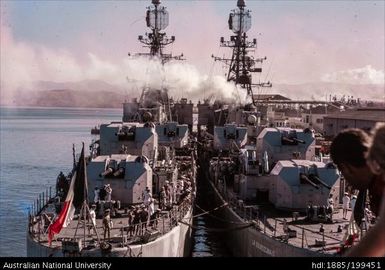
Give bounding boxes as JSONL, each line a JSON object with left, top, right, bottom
{"left": 196, "top": 0, "right": 364, "bottom": 257}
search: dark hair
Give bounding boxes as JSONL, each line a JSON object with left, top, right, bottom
{"left": 330, "top": 128, "right": 369, "bottom": 167}
{"left": 367, "top": 123, "right": 385, "bottom": 171}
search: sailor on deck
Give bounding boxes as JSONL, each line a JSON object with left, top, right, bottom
{"left": 144, "top": 187, "right": 155, "bottom": 218}
{"left": 160, "top": 187, "right": 167, "bottom": 210}
{"left": 103, "top": 209, "right": 111, "bottom": 241}
{"left": 350, "top": 195, "right": 357, "bottom": 210}
{"left": 105, "top": 184, "right": 112, "bottom": 202}
{"left": 94, "top": 187, "right": 100, "bottom": 203}
{"left": 89, "top": 204, "right": 96, "bottom": 236}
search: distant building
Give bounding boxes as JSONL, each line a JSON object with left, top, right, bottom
{"left": 323, "top": 108, "right": 385, "bottom": 137}
{"left": 267, "top": 107, "right": 303, "bottom": 128}
{"left": 302, "top": 105, "right": 340, "bottom": 133}
{"left": 261, "top": 95, "right": 293, "bottom": 128}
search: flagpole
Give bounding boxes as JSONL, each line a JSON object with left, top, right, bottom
{"left": 82, "top": 142, "right": 87, "bottom": 249}
{"left": 83, "top": 199, "right": 86, "bottom": 248}
{"left": 72, "top": 143, "right": 89, "bottom": 248}
{"left": 72, "top": 144, "right": 76, "bottom": 170}
{"left": 81, "top": 141, "right": 101, "bottom": 246}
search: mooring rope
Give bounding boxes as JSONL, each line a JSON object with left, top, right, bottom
{"left": 194, "top": 203, "right": 253, "bottom": 225}
{"left": 178, "top": 219, "right": 253, "bottom": 232}
{"left": 177, "top": 203, "right": 254, "bottom": 232}
{"left": 191, "top": 202, "right": 228, "bottom": 219}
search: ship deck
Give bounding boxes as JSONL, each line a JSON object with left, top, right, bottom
{"left": 241, "top": 206, "right": 354, "bottom": 254}
{"left": 215, "top": 184, "right": 371, "bottom": 256}
{"left": 29, "top": 200, "right": 192, "bottom": 253}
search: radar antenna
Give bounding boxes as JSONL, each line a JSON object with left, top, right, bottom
{"left": 212, "top": 0, "right": 272, "bottom": 104}
{"left": 125, "top": 0, "right": 184, "bottom": 123}
{"left": 135, "top": 0, "right": 184, "bottom": 64}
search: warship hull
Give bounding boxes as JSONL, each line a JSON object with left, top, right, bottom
{"left": 207, "top": 179, "right": 326, "bottom": 257}
{"left": 27, "top": 206, "right": 193, "bottom": 257}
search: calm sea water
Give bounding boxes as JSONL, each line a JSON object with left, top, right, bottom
{"left": 0, "top": 106, "right": 229, "bottom": 257}
{"left": 191, "top": 174, "right": 232, "bottom": 257}
{"left": 0, "top": 106, "right": 121, "bottom": 257}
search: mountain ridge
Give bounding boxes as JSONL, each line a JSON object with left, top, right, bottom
{"left": 1, "top": 79, "right": 383, "bottom": 108}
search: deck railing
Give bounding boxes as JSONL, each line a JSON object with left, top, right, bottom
{"left": 225, "top": 193, "right": 349, "bottom": 254}
{"left": 29, "top": 185, "right": 56, "bottom": 216}
{"left": 28, "top": 192, "right": 194, "bottom": 248}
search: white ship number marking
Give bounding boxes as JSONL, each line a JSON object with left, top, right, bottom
{"left": 251, "top": 239, "right": 275, "bottom": 256}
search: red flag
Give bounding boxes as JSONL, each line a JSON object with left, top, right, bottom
{"left": 48, "top": 144, "right": 88, "bottom": 245}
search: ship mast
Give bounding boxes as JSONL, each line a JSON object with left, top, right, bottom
{"left": 212, "top": 0, "right": 271, "bottom": 104}
{"left": 125, "top": 0, "right": 184, "bottom": 123}
{"left": 136, "top": 0, "right": 183, "bottom": 64}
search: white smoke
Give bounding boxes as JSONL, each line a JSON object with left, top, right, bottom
{"left": 161, "top": 60, "right": 245, "bottom": 103}
{"left": 0, "top": 23, "right": 241, "bottom": 104}
{"left": 125, "top": 56, "right": 248, "bottom": 103}
{"left": 321, "top": 65, "right": 385, "bottom": 85}
{"left": 1, "top": 25, "right": 84, "bottom": 100}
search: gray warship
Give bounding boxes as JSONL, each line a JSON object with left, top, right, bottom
{"left": 196, "top": 0, "right": 364, "bottom": 257}
{"left": 27, "top": 0, "right": 196, "bottom": 257}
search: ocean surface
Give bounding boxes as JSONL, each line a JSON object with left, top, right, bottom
{"left": 0, "top": 106, "right": 229, "bottom": 257}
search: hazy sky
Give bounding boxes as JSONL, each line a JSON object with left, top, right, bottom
{"left": 1, "top": 0, "right": 384, "bottom": 94}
